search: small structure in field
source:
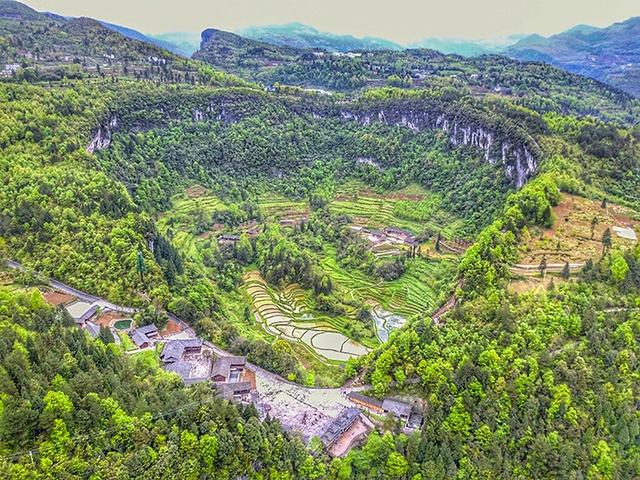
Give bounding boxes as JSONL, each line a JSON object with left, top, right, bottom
{"left": 218, "top": 234, "right": 240, "bottom": 246}
{"left": 612, "top": 226, "right": 637, "bottom": 241}
{"left": 130, "top": 324, "right": 159, "bottom": 349}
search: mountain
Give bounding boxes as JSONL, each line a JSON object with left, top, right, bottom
{"left": 506, "top": 16, "right": 640, "bottom": 97}
{"left": 149, "top": 31, "right": 202, "bottom": 56}
{"left": 98, "top": 21, "right": 191, "bottom": 56}
{"left": 409, "top": 34, "right": 526, "bottom": 57}
{"left": 192, "top": 27, "right": 638, "bottom": 125}
{"left": 237, "top": 22, "right": 402, "bottom": 52}
{"left": 192, "top": 27, "right": 303, "bottom": 78}
{"left": 0, "top": 0, "right": 228, "bottom": 83}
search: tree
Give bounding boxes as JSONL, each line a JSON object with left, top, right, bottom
{"left": 386, "top": 452, "right": 409, "bottom": 479}
{"left": 135, "top": 250, "right": 146, "bottom": 284}
{"left": 561, "top": 262, "right": 570, "bottom": 279}
{"left": 590, "top": 216, "right": 599, "bottom": 239}
{"left": 99, "top": 325, "right": 115, "bottom": 344}
{"left": 538, "top": 256, "right": 548, "bottom": 278}
{"left": 601, "top": 198, "right": 608, "bottom": 209}
{"left": 602, "top": 228, "right": 612, "bottom": 254}
{"left": 435, "top": 232, "right": 442, "bottom": 253}
{"left": 610, "top": 252, "right": 629, "bottom": 283}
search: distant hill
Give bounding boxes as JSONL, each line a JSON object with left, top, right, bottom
{"left": 98, "top": 21, "right": 191, "bottom": 57}
{"left": 149, "top": 31, "right": 202, "bottom": 56}
{"left": 192, "top": 27, "right": 303, "bottom": 78}
{"left": 409, "top": 35, "right": 526, "bottom": 57}
{"left": 237, "top": 22, "right": 402, "bottom": 52}
{"left": 0, "top": 0, "right": 222, "bottom": 84}
{"left": 506, "top": 17, "right": 640, "bottom": 97}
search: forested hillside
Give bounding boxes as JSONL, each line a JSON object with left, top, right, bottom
{"left": 0, "top": 1, "right": 639, "bottom": 478}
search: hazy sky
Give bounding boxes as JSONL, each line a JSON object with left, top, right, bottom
{"left": 22, "top": 0, "right": 640, "bottom": 43}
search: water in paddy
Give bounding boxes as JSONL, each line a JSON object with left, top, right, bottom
{"left": 371, "top": 305, "right": 407, "bottom": 342}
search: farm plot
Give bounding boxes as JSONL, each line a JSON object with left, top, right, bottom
{"left": 258, "top": 194, "right": 309, "bottom": 222}
{"left": 156, "top": 188, "right": 229, "bottom": 266}
{"left": 518, "top": 193, "right": 640, "bottom": 265}
{"left": 320, "top": 248, "right": 457, "bottom": 319}
{"left": 329, "top": 184, "right": 464, "bottom": 239}
{"left": 244, "top": 271, "right": 369, "bottom": 362}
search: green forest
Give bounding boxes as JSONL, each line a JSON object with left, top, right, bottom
{"left": 0, "top": 0, "right": 639, "bottom": 477}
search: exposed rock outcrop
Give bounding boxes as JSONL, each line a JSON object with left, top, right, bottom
{"left": 87, "top": 115, "right": 118, "bottom": 153}
{"left": 338, "top": 107, "right": 539, "bottom": 188}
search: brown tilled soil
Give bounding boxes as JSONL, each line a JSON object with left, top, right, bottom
{"left": 94, "top": 311, "right": 127, "bottom": 327}
{"left": 160, "top": 318, "right": 183, "bottom": 337}
{"left": 42, "top": 291, "right": 75, "bottom": 306}
{"left": 519, "top": 194, "right": 640, "bottom": 264}
{"left": 185, "top": 185, "right": 208, "bottom": 198}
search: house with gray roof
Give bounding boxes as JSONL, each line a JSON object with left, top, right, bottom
{"left": 320, "top": 408, "right": 362, "bottom": 448}
{"left": 382, "top": 399, "right": 412, "bottom": 424}
{"left": 130, "top": 323, "right": 159, "bottom": 349}
{"left": 216, "top": 381, "right": 252, "bottom": 401}
{"left": 211, "top": 356, "right": 246, "bottom": 382}
{"left": 160, "top": 339, "right": 203, "bottom": 363}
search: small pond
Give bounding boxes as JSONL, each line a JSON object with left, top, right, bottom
{"left": 113, "top": 319, "right": 132, "bottom": 330}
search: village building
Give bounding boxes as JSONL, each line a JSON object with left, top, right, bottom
{"left": 383, "top": 227, "right": 416, "bottom": 244}
{"left": 160, "top": 339, "right": 211, "bottom": 384}
{"left": 130, "top": 324, "right": 159, "bottom": 349}
{"left": 216, "top": 381, "right": 253, "bottom": 402}
{"left": 160, "top": 338, "right": 203, "bottom": 363}
{"left": 217, "top": 234, "right": 240, "bottom": 246}
{"left": 1, "top": 63, "right": 20, "bottom": 77}
{"left": 382, "top": 399, "right": 412, "bottom": 425}
{"left": 85, "top": 321, "right": 101, "bottom": 338}
{"left": 347, "top": 392, "right": 385, "bottom": 414}
{"left": 319, "top": 407, "right": 372, "bottom": 457}
{"left": 65, "top": 301, "right": 99, "bottom": 326}
{"left": 211, "top": 356, "right": 246, "bottom": 382}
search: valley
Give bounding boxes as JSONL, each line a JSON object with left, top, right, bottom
{"left": 0, "top": 0, "right": 639, "bottom": 478}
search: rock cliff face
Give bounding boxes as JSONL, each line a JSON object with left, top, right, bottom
{"left": 87, "top": 92, "right": 539, "bottom": 188}
{"left": 337, "top": 107, "right": 539, "bottom": 188}
{"left": 86, "top": 115, "right": 118, "bottom": 153}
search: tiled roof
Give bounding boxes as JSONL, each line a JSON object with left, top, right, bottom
{"left": 320, "top": 408, "right": 361, "bottom": 447}
{"left": 347, "top": 392, "right": 383, "bottom": 410}
{"left": 211, "top": 356, "right": 246, "bottom": 378}
{"left": 160, "top": 339, "right": 203, "bottom": 363}
{"left": 85, "top": 321, "right": 101, "bottom": 338}
{"left": 382, "top": 399, "right": 412, "bottom": 418}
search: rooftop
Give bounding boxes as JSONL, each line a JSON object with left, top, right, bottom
{"left": 211, "top": 355, "right": 246, "bottom": 379}
{"left": 320, "top": 408, "right": 361, "bottom": 447}
{"left": 382, "top": 399, "right": 412, "bottom": 418}
{"left": 347, "top": 392, "right": 383, "bottom": 410}
{"left": 160, "top": 338, "right": 203, "bottom": 363}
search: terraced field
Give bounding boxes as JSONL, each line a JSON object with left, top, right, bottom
{"left": 244, "top": 271, "right": 370, "bottom": 362}
{"left": 320, "top": 247, "right": 456, "bottom": 319}
{"left": 329, "top": 184, "right": 464, "bottom": 239}
{"left": 258, "top": 194, "right": 309, "bottom": 221}
{"left": 156, "top": 190, "right": 228, "bottom": 263}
